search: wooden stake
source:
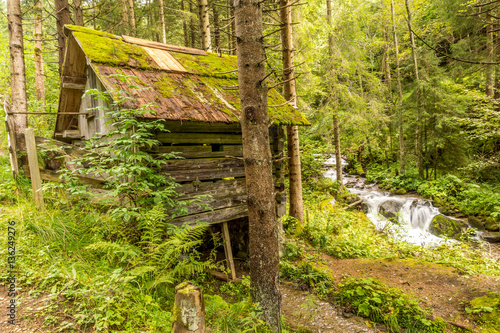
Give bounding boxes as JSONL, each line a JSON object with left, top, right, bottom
{"left": 4, "top": 113, "right": 19, "bottom": 176}
{"left": 221, "top": 222, "right": 236, "bottom": 281}
{"left": 24, "top": 128, "right": 44, "bottom": 209}
{"left": 172, "top": 281, "right": 206, "bottom": 333}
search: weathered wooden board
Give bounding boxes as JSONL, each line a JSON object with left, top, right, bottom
{"left": 122, "top": 35, "right": 207, "bottom": 56}
{"left": 161, "top": 157, "right": 243, "bottom": 171}
{"left": 176, "top": 178, "right": 246, "bottom": 196}
{"left": 162, "top": 121, "right": 241, "bottom": 133}
{"left": 167, "top": 168, "right": 246, "bottom": 182}
{"left": 153, "top": 145, "right": 243, "bottom": 159}
{"left": 142, "top": 46, "right": 187, "bottom": 73}
{"left": 35, "top": 136, "right": 94, "bottom": 159}
{"left": 157, "top": 132, "right": 243, "bottom": 145}
{"left": 22, "top": 165, "right": 106, "bottom": 188}
{"left": 171, "top": 204, "right": 248, "bottom": 226}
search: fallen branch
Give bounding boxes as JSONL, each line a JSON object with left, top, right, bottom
{"left": 344, "top": 199, "right": 363, "bottom": 210}
{"left": 208, "top": 270, "right": 242, "bottom": 283}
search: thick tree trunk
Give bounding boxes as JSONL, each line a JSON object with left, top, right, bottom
{"left": 159, "top": 0, "right": 167, "bottom": 43}
{"left": 198, "top": 0, "right": 212, "bottom": 52}
{"left": 34, "top": 0, "right": 45, "bottom": 106}
{"left": 234, "top": 0, "right": 281, "bottom": 330}
{"left": 404, "top": 0, "right": 424, "bottom": 179}
{"left": 327, "top": 0, "right": 343, "bottom": 184}
{"left": 128, "top": 0, "right": 136, "bottom": 35}
{"left": 7, "top": 0, "right": 28, "bottom": 150}
{"left": 74, "top": 0, "right": 84, "bottom": 26}
{"left": 55, "top": 0, "right": 70, "bottom": 74}
{"left": 391, "top": 0, "right": 405, "bottom": 175}
{"left": 280, "top": 0, "right": 303, "bottom": 223}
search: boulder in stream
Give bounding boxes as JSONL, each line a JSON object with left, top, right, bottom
{"left": 379, "top": 200, "right": 404, "bottom": 220}
{"left": 480, "top": 231, "right": 500, "bottom": 243}
{"left": 429, "top": 215, "right": 469, "bottom": 240}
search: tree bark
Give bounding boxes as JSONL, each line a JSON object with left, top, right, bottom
{"left": 404, "top": 0, "right": 424, "bottom": 179}
{"left": 213, "top": 3, "right": 221, "bottom": 52}
{"left": 189, "top": 1, "right": 196, "bottom": 48}
{"left": 55, "top": 0, "right": 71, "bottom": 74}
{"left": 122, "top": 0, "right": 130, "bottom": 35}
{"left": 327, "top": 0, "right": 343, "bottom": 184}
{"left": 7, "top": 0, "right": 28, "bottom": 150}
{"left": 74, "top": 0, "right": 84, "bottom": 26}
{"left": 34, "top": 0, "right": 45, "bottom": 106}
{"left": 159, "top": 0, "right": 167, "bottom": 43}
{"left": 234, "top": 0, "right": 281, "bottom": 330}
{"left": 181, "top": 0, "right": 188, "bottom": 46}
{"left": 128, "top": 0, "right": 136, "bottom": 36}
{"left": 486, "top": 14, "right": 494, "bottom": 97}
{"left": 391, "top": 0, "right": 405, "bottom": 175}
{"left": 280, "top": 0, "right": 303, "bottom": 223}
{"left": 198, "top": 0, "right": 212, "bottom": 52}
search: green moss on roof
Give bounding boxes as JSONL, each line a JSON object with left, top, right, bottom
{"left": 173, "top": 52, "right": 238, "bottom": 78}
{"left": 69, "top": 25, "right": 156, "bottom": 70}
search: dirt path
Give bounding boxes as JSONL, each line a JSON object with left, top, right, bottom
{"left": 321, "top": 255, "right": 500, "bottom": 328}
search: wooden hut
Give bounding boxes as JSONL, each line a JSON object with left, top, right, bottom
{"left": 53, "top": 25, "right": 308, "bottom": 232}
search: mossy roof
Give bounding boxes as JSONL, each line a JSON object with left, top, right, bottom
{"left": 66, "top": 25, "right": 309, "bottom": 126}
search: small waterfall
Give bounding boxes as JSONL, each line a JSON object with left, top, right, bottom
{"left": 321, "top": 156, "right": 451, "bottom": 246}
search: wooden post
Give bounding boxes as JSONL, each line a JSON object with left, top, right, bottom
{"left": 221, "top": 222, "right": 236, "bottom": 281}
{"left": 173, "top": 281, "right": 206, "bottom": 333}
{"left": 24, "top": 128, "right": 44, "bottom": 209}
{"left": 4, "top": 112, "right": 19, "bottom": 176}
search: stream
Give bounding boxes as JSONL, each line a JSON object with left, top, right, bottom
{"left": 322, "top": 156, "right": 463, "bottom": 247}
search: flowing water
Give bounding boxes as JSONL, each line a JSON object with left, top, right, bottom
{"left": 323, "top": 156, "right": 459, "bottom": 247}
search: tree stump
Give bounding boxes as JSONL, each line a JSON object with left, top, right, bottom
{"left": 172, "top": 281, "right": 205, "bottom": 333}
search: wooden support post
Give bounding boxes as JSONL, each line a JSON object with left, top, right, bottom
{"left": 172, "top": 281, "right": 206, "bottom": 333}
{"left": 4, "top": 113, "right": 19, "bottom": 176}
{"left": 24, "top": 128, "right": 44, "bottom": 209}
{"left": 221, "top": 222, "right": 236, "bottom": 281}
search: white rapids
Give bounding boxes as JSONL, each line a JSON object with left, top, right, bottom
{"left": 322, "top": 155, "right": 454, "bottom": 247}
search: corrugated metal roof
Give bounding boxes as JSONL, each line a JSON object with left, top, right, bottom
{"left": 60, "top": 25, "right": 309, "bottom": 126}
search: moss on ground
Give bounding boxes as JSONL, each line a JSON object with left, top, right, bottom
{"left": 470, "top": 295, "right": 500, "bottom": 333}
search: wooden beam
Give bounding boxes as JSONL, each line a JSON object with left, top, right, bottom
{"left": 22, "top": 165, "right": 106, "bottom": 188}
{"left": 171, "top": 205, "right": 248, "bottom": 226}
{"left": 222, "top": 222, "right": 237, "bottom": 281}
{"left": 62, "top": 82, "right": 86, "bottom": 90}
{"left": 157, "top": 132, "right": 243, "bottom": 145}
{"left": 25, "top": 128, "right": 44, "bottom": 209}
{"left": 63, "top": 130, "right": 81, "bottom": 139}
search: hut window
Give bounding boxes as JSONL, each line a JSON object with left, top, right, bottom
{"left": 211, "top": 144, "right": 223, "bottom": 152}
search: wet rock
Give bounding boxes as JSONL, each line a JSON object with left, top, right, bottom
{"left": 484, "top": 217, "right": 500, "bottom": 232}
{"left": 429, "top": 215, "right": 468, "bottom": 240}
{"left": 481, "top": 231, "right": 500, "bottom": 243}
{"left": 468, "top": 215, "right": 485, "bottom": 231}
{"left": 361, "top": 202, "right": 369, "bottom": 214}
{"left": 379, "top": 200, "right": 403, "bottom": 220}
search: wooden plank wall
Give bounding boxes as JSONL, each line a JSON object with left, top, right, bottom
{"left": 153, "top": 121, "right": 286, "bottom": 226}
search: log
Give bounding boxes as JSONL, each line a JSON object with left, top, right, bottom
{"left": 344, "top": 199, "right": 363, "bottom": 210}
{"left": 208, "top": 270, "right": 242, "bottom": 283}
{"left": 172, "top": 281, "right": 206, "bottom": 333}
{"left": 22, "top": 166, "right": 106, "bottom": 188}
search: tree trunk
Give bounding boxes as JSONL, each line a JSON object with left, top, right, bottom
{"left": 327, "top": 0, "right": 343, "bottom": 184}
{"left": 391, "top": 0, "right": 405, "bottom": 175}
{"left": 190, "top": 1, "right": 196, "bottom": 48}
{"left": 74, "top": 0, "right": 84, "bottom": 26}
{"left": 198, "top": 0, "right": 212, "bottom": 52}
{"left": 55, "top": 0, "right": 70, "bottom": 74}
{"left": 213, "top": 3, "right": 221, "bottom": 52}
{"left": 404, "top": 0, "right": 423, "bottom": 179}
{"left": 122, "top": 0, "right": 130, "bottom": 35}
{"left": 280, "top": 0, "right": 303, "bottom": 223}
{"left": 486, "top": 15, "right": 494, "bottom": 97}
{"left": 128, "top": 0, "right": 136, "bottom": 36}
{"left": 234, "top": 0, "right": 281, "bottom": 330}
{"left": 181, "top": 0, "right": 188, "bottom": 46}
{"left": 159, "top": 0, "right": 167, "bottom": 43}
{"left": 34, "top": 0, "right": 45, "bottom": 106}
{"left": 7, "top": 0, "right": 28, "bottom": 149}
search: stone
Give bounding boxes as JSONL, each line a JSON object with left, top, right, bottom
{"left": 429, "top": 215, "right": 469, "bottom": 240}
{"left": 481, "top": 231, "right": 500, "bottom": 243}
{"left": 484, "top": 217, "right": 500, "bottom": 232}
{"left": 379, "top": 199, "right": 403, "bottom": 220}
{"left": 467, "top": 215, "right": 485, "bottom": 230}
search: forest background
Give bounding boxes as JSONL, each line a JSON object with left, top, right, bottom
{"left": 0, "top": 0, "right": 500, "bottom": 331}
